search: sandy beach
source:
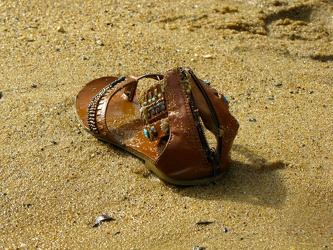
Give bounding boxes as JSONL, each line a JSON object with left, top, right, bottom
{"left": 1, "top": 0, "right": 332, "bottom": 249}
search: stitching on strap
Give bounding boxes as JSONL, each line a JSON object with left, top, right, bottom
{"left": 87, "top": 76, "right": 126, "bottom": 134}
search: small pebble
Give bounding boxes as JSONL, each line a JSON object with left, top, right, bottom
{"left": 0, "top": 91, "right": 3, "bottom": 99}
{"left": 18, "top": 244, "right": 29, "bottom": 250}
{"left": 96, "top": 40, "right": 105, "bottom": 46}
{"left": 26, "top": 25, "right": 38, "bottom": 29}
{"left": 202, "top": 54, "right": 213, "bottom": 59}
{"left": 249, "top": 118, "right": 257, "bottom": 122}
{"left": 93, "top": 215, "right": 115, "bottom": 227}
{"left": 223, "top": 227, "right": 229, "bottom": 233}
{"left": 193, "top": 246, "right": 205, "bottom": 250}
{"left": 56, "top": 26, "right": 65, "bottom": 33}
{"left": 30, "top": 83, "right": 37, "bottom": 88}
{"left": 18, "top": 35, "right": 34, "bottom": 42}
{"left": 18, "top": 35, "right": 29, "bottom": 40}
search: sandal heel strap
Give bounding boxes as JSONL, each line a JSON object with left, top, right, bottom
{"left": 187, "top": 68, "right": 239, "bottom": 174}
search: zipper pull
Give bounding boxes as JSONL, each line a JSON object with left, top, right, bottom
{"left": 209, "top": 147, "right": 220, "bottom": 176}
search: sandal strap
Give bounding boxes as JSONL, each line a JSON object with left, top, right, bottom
{"left": 186, "top": 68, "right": 239, "bottom": 175}
{"left": 154, "top": 67, "right": 238, "bottom": 179}
{"left": 124, "top": 73, "right": 165, "bottom": 101}
{"left": 154, "top": 67, "right": 218, "bottom": 179}
{"left": 86, "top": 73, "right": 164, "bottom": 144}
{"left": 87, "top": 76, "right": 136, "bottom": 144}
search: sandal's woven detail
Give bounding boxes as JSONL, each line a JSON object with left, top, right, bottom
{"left": 87, "top": 76, "right": 126, "bottom": 134}
{"left": 139, "top": 83, "right": 167, "bottom": 124}
{"left": 76, "top": 67, "right": 239, "bottom": 185}
{"left": 139, "top": 82, "right": 169, "bottom": 141}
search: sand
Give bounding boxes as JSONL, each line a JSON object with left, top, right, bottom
{"left": 1, "top": 0, "right": 332, "bottom": 249}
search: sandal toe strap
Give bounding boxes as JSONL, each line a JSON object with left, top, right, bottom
{"left": 87, "top": 76, "right": 138, "bottom": 144}
{"left": 86, "top": 73, "right": 165, "bottom": 144}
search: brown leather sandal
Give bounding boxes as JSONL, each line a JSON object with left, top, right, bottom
{"left": 76, "top": 67, "right": 239, "bottom": 185}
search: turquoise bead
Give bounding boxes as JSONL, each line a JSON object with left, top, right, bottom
{"left": 143, "top": 128, "right": 150, "bottom": 138}
{"left": 223, "top": 95, "right": 229, "bottom": 104}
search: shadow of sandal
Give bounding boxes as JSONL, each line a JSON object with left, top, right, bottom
{"left": 170, "top": 144, "right": 287, "bottom": 208}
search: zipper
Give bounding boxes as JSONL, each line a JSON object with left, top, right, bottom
{"left": 188, "top": 70, "right": 221, "bottom": 134}
{"left": 187, "top": 69, "right": 222, "bottom": 176}
{"left": 180, "top": 68, "right": 221, "bottom": 176}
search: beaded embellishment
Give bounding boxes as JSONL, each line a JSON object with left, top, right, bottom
{"left": 139, "top": 82, "right": 168, "bottom": 140}
{"left": 87, "top": 76, "right": 126, "bottom": 134}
